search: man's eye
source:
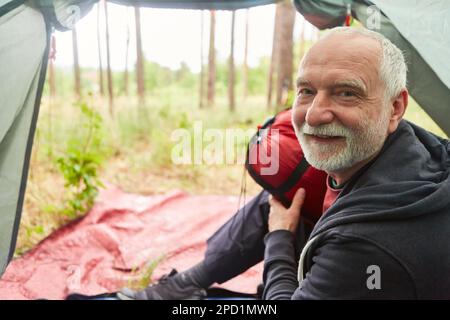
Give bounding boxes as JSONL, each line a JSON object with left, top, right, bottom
{"left": 298, "top": 88, "right": 314, "bottom": 96}
{"left": 338, "top": 91, "right": 356, "bottom": 97}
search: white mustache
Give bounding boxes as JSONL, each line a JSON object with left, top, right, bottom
{"left": 301, "top": 122, "right": 352, "bottom": 138}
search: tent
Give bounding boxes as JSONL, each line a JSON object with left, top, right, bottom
{"left": 0, "top": 0, "right": 449, "bottom": 278}
{"left": 0, "top": 0, "right": 283, "bottom": 279}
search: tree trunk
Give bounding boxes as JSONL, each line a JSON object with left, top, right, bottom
{"left": 46, "top": 35, "right": 57, "bottom": 160}
{"left": 266, "top": 4, "right": 281, "bottom": 110}
{"left": 48, "top": 35, "right": 56, "bottom": 97}
{"left": 228, "top": 11, "right": 236, "bottom": 112}
{"left": 47, "top": 37, "right": 56, "bottom": 161}
{"left": 275, "top": 0, "right": 296, "bottom": 108}
{"left": 207, "top": 10, "right": 216, "bottom": 107}
{"left": 72, "top": 27, "right": 81, "bottom": 99}
{"left": 97, "top": 2, "right": 104, "bottom": 96}
{"left": 104, "top": 0, "right": 114, "bottom": 115}
{"left": 199, "top": 11, "right": 205, "bottom": 109}
{"left": 299, "top": 18, "right": 306, "bottom": 61}
{"left": 48, "top": 59, "right": 56, "bottom": 97}
{"left": 135, "top": 6, "right": 145, "bottom": 105}
{"left": 314, "top": 27, "right": 320, "bottom": 42}
{"left": 243, "top": 9, "right": 249, "bottom": 100}
{"left": 123, "top": 9, "right": 130, "bottom": 95}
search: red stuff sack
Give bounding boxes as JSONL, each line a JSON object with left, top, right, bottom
{"left": 245, "top": 108, "right": 328, "bottom": 223}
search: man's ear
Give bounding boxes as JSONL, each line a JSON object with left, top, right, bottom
{"left": 387, "top": 89, "right": 408, "bottom": 134}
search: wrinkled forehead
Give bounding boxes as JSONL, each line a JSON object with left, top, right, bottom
{"left": 298, "top": 34, "right": 382, "bottom": 90}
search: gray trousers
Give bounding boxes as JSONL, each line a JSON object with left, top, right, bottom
{"left": 201, "top": 190, "right": 314, "bottom": 285}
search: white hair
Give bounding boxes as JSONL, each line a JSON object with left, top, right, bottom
{"left": 321, "top": 27, "right": 408, "bottom": 100}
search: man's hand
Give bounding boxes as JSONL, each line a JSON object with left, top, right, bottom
{"left": 268, "top": 188, "right": 306, "bottom": 233}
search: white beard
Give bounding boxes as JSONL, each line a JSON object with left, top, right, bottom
{"left": 293, "top": 108, "right": 391, "bottom": 172}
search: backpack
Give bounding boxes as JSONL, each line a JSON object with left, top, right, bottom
{"left": 246, "top": 108, "right": 327, "bottom": 223}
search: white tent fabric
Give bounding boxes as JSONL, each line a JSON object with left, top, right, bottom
{"left": 372, "top": 0, "right": 450, "bottom": 90}
{"left": 0, "top": 4, "right": 47, "bottom": 275}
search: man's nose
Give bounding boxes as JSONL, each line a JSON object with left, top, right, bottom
{"left": 305, "top": 92, "right": 334, "bottom": 127}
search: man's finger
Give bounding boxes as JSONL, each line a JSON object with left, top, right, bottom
{"left": 269, "top": 195, "right": 283, "bottom": 210}
{"left": 290, "top": 188, "right": 306, "bottom": 211}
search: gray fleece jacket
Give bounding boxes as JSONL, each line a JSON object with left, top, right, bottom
{"left": 262, "top": 120, "right": 450, "bottom": 299}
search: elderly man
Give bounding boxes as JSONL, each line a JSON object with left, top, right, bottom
{"left": 264, "top": 27, "right": 450, "bottom": 299}
{"left": 120, "top": 27, "right": 450, "bottom": 300}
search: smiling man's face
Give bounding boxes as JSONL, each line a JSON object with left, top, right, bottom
{"left": 292, "top": 32, "right": 392, "bottom": 176}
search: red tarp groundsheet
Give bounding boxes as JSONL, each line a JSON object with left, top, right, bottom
{"left": 0, "top": 186, "right": 262, "bottom": 300}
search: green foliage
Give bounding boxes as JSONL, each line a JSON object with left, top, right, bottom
{"left": 144, "top": 61, "right": 175, "bottom": 90}
{"left": 174, "top": 62, "right": 197, "bottom": 89}
{"left": 247, "top": 57, "right": 270, "bottom": 95}
{"left": 44, "top": 53, "right": 274, "bottom": 100}
{"left": 55, "top": 102, "right": 106, "bottom": 218}
{"left": 125, "top": 255, "right": 166, "bottom": 290}
{"left": 283, "top": 89, "right": 296, "bottom": 109}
